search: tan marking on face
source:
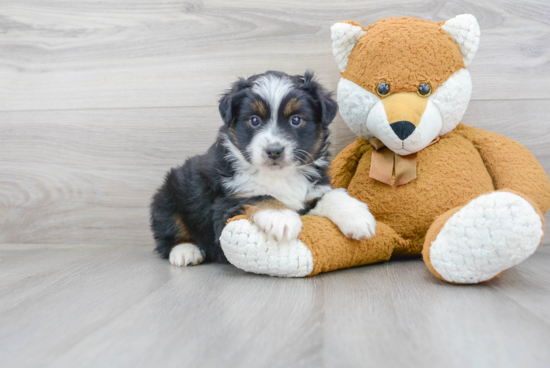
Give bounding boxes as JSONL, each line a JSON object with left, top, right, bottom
{"left": 381, "top": 92, "right": 429, "bottom": 126}
{"left": 307, "top": 123, "right": 324, "bottom": 161}
{"left": 173, "top": 215, "right": 192, "bottom": 242}
{"left": 284, "top": 98, "right": 301, "bottom": 116}
{"left": 252, "top": 99, "right": 267, "bottom": 116}
{"left": 227, "top": 124, "right": 241, "bottom": 149}
{"left": 243, "top": 198, "right": 287, "bottom": 216}
{"left": 342, "top": 17, "right": 465, "bottom": 96}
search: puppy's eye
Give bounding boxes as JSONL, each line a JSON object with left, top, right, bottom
{"left": 249, "top": 116, "right": 261, "bottom": 128}
{"left": 377, "top": 82, "right": 390, "bottom": 97}
{"left": 290, "top": 115, "right": 302, "bottom": 127}
{"left": 417, "top": 83, "right": 432, "bottom": 97}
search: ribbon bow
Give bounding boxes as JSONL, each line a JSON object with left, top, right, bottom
{"left": 368, "top": 136, "right": 440, "bottom": 187}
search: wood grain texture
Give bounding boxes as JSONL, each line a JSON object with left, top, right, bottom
{"left": 1, "top": 99, "right": 549, "bottom": 245}
{"left": 1, "top": 243, "right": 550, "bottom": 367}
{"left": 1, "top": 0, "right": 550, "bottom": 111}
{"left": 1, "top": 0, "right": 549, "bottom": 244}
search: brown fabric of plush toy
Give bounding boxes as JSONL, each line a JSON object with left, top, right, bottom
{"left": 454, "top": 126, "right": 550, "bottom": 213}
{"left": 342, "top": 17, "right": 465, "bottom": 96}
{"left": 333, "top": 125, "right": 496, "bottom": 253}
{"left": 298, "top": 216, "right": 406, "bottom": 275}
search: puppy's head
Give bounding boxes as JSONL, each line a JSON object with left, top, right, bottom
{"left": 219, "top": 70, "right": 337, "bottom": 170}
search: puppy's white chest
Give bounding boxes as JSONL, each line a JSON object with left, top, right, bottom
{"left": 224, "top": 168, "right": 315, "bottom": 211}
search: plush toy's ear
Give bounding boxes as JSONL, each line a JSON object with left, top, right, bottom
{"left": 442, "top": 14, "right": 481, "bottom": 67}
{"left": 331, "top": 21, "right": 366, "bottom": 72}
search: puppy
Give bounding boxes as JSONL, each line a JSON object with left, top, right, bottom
{"left": 150, "top": 70, "right": 376, "bottom": 267}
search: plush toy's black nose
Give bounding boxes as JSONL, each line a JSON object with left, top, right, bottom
{"left": 266, "top": 145, "right": 284, "bottom": 160}
{"left": 390, "top": 121, "right": 416, "bottom": 140}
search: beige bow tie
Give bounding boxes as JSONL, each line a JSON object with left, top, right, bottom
{"left": 368, "top": 136, "right": 440, "bottom": 187}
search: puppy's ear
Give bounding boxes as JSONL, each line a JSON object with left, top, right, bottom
{"left": 301, "top": 70, "right": 338, "bottom": 127}
{"left": 319, "top": 91, "right": 338, "bottom": 127}
{"left": 219, "top": 78, "right": 251, "bottom": 126}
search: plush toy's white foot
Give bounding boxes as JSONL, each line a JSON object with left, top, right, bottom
{"left": 169, "top": 243, "right": 205, "bottom": 267}
{"left": 219, "top": 219, "right": 314, "bottom": 277}
{"left": 429, "top": 192, "right": 543, "bottom": 284}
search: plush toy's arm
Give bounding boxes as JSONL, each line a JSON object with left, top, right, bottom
{"left": 455, "top": 123, "right": 550, "bottom": 213}
{"left": 329, "top": 138, "right": 371, "bottom": 189}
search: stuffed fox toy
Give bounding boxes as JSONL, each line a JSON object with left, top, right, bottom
{"left": 220, "top": 15, "right": 550, "bottom": 284}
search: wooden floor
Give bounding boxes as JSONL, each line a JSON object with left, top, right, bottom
{"left": 2, "top": 2, "right": 550, "bottom": 367}
{"left": 1, "top": 243, "right": 550, "bottom": 368}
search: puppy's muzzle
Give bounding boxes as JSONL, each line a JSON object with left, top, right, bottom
{"left": 266, "top": 145, "right": 284, "bottom": 161}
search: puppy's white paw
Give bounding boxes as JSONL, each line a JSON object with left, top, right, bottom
{"left": 309, "top": 188, "right": 376, "bottom": 240}
{"left": 251, "top": 209, "right": 303, "bottom": 242}
{"left": 336, "top": 203, "right": 377, "bottom": 240}
{"left": 169, "top": 243, "right": 205, "bottom": 267}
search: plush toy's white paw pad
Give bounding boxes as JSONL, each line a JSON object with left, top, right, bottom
{"left": 169, "top": 243, "right": 205, "bottom": 267}
{"left": 250, "top": 209, "right": 303, "bottom": 242}
{"left": 219, "top": 219, "right": 313, "bottom": 277}
{"left": 430, "top": 192, "right": 543, "bottom": 283}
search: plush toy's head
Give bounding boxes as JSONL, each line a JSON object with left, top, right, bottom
{"left": 332, "top": 15, "right": 480, "bottom": 155}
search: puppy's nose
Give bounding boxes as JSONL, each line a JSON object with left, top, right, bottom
{"left": 390, "top": 121, "right": 416, "bottom": 140}
{"left": 266, "top": 145, "right": 284, "bottom": 160}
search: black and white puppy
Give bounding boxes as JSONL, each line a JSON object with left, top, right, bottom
{"left": 150, "top": 70, "right": 376, "bottom": 267}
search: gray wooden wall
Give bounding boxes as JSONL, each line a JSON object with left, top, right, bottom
{"left": 1, "top": 0, "right": 549, "bottom": 245}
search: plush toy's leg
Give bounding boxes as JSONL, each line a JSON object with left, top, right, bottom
{"left": 423, "top": 191, "right": 545, "bottom": 284}
{"left": 220, "top": 215, "right": 408, "bottom": 277}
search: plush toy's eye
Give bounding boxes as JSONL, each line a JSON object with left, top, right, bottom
{"left": 290, "top": 115, "right": 302, "bottom": 127}
{"left": 417, "top": 83, "right": 432, "bottom": 97}
{"left": 377, "top": 82, "right": 390, "bottom": 97}
{"left": 249, "top": 116, "right": 261, "bottom": 128}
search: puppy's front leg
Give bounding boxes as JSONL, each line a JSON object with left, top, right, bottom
{"left": 212, "top": 196, "right": 302, "bottom": 244}
{"left": 244, "top": 199, "right": 302, "bottom": 243}
{"left": 308, "top": 188, "right": 376, "bottom": 240}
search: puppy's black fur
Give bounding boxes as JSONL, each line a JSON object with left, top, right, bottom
{"left": 150, "top": 71, "right": 337, "bottom": 263}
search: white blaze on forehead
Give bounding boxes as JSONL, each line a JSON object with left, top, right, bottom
{"left": 252, "top": 74, "right": 293, "bottom": 122}
{"left": 248, "top": 74, "right": 296, "bottom": 169}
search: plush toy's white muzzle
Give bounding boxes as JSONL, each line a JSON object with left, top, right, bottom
{"left": 366, "top": 98, "right": 442, "bottom": 155}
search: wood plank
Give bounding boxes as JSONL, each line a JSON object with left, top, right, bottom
{"left": 0, "top": 107, "right": 219, "bottom": 245}
{"left": 490, "top": 247, "right": 550, "bottom": 324}
{"left": 0, "top": 243, "right": 323, "bottom": 368}
{"left": 0, "top": 244, "right": 173, "bottom": 366}
{"left": 1, "top": 99, "right": 549, "bottom": 245}
{"left": 1, "top": 244, "right": 550, "bottom": 367}
{"left": 1, "top": 0, "right": 550, "bottom": 111}
{"left": 0, "top": 244, "right": 113, "bottom": 291}
{"left": 321, "top": 249, "right": 550, "bottom": 368}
